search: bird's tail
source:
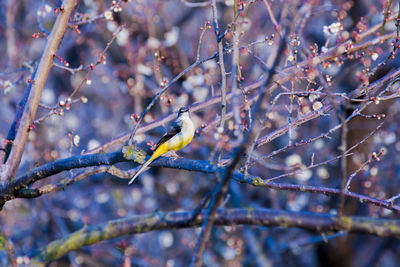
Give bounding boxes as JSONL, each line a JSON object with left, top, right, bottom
{"left": 128, "top": 158, "right": 153, "bottom": 184}
{"left": 128, "top": 145, "right": 166, "bottom": 184}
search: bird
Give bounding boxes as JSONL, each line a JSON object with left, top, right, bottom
{"left": 128, "top": 107, "right": 195, "bottom": 184}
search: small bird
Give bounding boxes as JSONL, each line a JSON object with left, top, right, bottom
{"left": 129, "top": 107, "right": 195, "bottom": 184}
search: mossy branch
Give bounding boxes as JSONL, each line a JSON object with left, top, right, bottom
{"left": 31, "top": 208, "right": 400, "bottom": 263}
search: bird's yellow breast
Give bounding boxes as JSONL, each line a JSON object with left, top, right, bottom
{"left": 166, "top": 131, "right": 194, "bottom": 150}
{"left": 148, "top": 116, "right": 195, "bottom": 162}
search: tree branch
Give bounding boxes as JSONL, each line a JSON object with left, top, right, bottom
{"left": 2, "top": 146, "right": 399, "bottom": 213}
{"left": 31, "top": 208, "right": 400, "bottom": 263}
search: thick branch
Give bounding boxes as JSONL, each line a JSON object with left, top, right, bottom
{"left": 31, "top": 208, "right": 400, "bottom": 263}
{"left": 0, "top": 152, "right": 126, "bottom": 199}
{"left": 3, "top": 151, "right": 399, "bottom": 212}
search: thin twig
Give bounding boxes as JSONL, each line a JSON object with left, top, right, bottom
{"left": 344, "top": 150, "right": 384, "bottom": 192}
{"left": 210, "top": 0, "right": 228, "bottom": 129}
{"left": 181, "top": 0, "right": 210, "bottom": 7}
{"left": 68, "top": 27, "right": 122, "bottom": 100}
{"left": 53, "top": 63, "right": 84, "bottom": 74}
{"left": 68, "top": 0, "right": 124, "bottom": 27}
{"left": 263, "top": 0, "right": 278, "bottom": 27}
{"left": 338, "top": 113, "right": 348, "bottom": 219}
{"left": 265, "top": 152, "right": 353, "bottom": 183}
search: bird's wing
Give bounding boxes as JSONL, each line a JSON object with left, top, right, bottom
{"left": 129, "top": 121, "right": 182, "bottom": 185}
{"left": 153, "top": 119, "right": 182, "bottom": 150}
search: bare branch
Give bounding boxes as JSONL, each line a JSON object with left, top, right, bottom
{"left": 3, "top": 151, "right": 398, "bottom": 213}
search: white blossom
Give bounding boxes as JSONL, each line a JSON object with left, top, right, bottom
{"left": 116, "top": 28, "right": 129, "bottom": 46}
{"left": 104, "top": 11, "right": 113, "bottom": 20}
{"left": 323, "top": 22, "right": 343, "bottom": 36}
{"left": 73, "top": 135, "right": 80, "bottom": 147}
{"left": 164, "top": 27, "right": 179, "bottom": 47}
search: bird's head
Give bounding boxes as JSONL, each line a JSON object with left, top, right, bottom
{"left": 178, "top": 107, "right": 189, "bottom": 115}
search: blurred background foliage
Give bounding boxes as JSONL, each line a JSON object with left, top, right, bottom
{"left": 1, "top": 0, "right": 400, "bottom": 266}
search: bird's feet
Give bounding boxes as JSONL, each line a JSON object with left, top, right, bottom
{"left": 164, "top": 150, "right": 181, "bottom": 159}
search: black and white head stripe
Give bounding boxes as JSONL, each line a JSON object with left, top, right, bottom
{"left": 178, "top": 107, "right": 189, "bottom": 114}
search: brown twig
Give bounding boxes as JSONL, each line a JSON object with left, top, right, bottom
{"left": 263, "top": 0, "right": 278, "bottom": 27}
